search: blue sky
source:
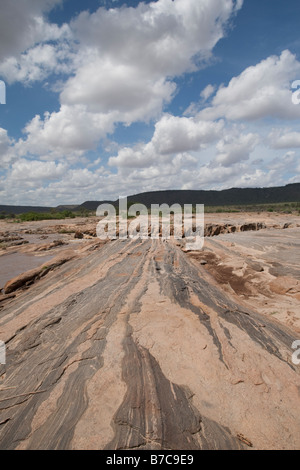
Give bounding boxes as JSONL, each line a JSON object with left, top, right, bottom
{"left": 0, "top": 0, "right": 300, "bottom": 206}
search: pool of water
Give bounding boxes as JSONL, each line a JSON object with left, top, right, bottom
{"left": 0, "top": 252, "right": 54, "bottom": 290}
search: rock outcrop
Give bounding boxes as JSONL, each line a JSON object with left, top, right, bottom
{"left": 0, "top": 234, "right": 299, "bottom": 450}
{"left": 3, "top": 251, "right": 75, "bottom": 294}
{"left": 204, "top": 222, "right": 267, "bottom": 237}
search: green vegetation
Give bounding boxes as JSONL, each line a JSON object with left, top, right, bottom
{"left": 117, "top": 201, "right": 300, "bottom": 216}
{"left": 5, "top": 208, "right": 96, "bottom": 222}
{"left": 0, "top": 213, "right": 15, "bottom": 219}
{"left": 16, "top": 210, "right": 77, "bottom": 222}
{"left": 1, "top": 201, "right": 299, "bottom": 222}
{"left": 119, "top": 201, "right": 300, "bottom": 215}
{"left": 77, "top": 208, "right": 94, "bottom": 218}
{"left": 0, "top": 207, "right": 96, "bottom": 222}
{"left": 203, "top": 201, "right": 300, "bottom": 214}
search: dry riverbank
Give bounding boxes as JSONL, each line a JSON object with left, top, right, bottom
{"left": 0, "top": 213, "right": 299, "bottom": 450}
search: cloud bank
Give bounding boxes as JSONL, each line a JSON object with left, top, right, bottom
{"left": 0, "top": 0, "right": 300, "bottom": 205}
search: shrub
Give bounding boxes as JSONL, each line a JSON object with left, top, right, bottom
{"left": 17, "top": 210, "right": 77, "bottom": 222}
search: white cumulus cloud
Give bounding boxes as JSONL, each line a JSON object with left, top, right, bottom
{"left": 269, "top": 129, "right": 300, "bottom": 149}
{"left": 0, "top": 0, "right": 72, "bottom": 85}
{"left": 199, "top": 50, "right": 300, "bottom": 121}
{"left": 12, "top": 0, "right": 243, "bottom": 161}
{"left": 109, "top": 114, "right": 224, "bottom": 168}
{"left": 215, "top": 132, "right": 260, "bottom": 167}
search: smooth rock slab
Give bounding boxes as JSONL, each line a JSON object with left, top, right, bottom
{"left": 0, "top": 237, "right": 299, "bottom": 450}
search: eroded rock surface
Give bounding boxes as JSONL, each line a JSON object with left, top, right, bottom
{"left": 0, "top": 215, "right": 299, "bottom": 450}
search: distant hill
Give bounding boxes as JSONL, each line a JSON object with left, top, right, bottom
{"left": 77, "top": 183, "right": 300, "bottom": 211}
{"left": 55, "top": 205, "right": 79, "bottom": 211}
{"left": 1, "top": 183, "right": 299, "bottom": 215}
{"left": 75, "top": 201, "right": 113, "bottom": 211}
{"left": 0, "top": 205, "right": 53, "bottom": 215}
